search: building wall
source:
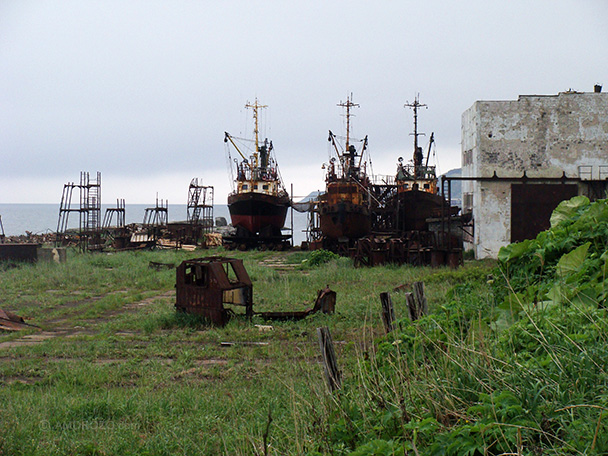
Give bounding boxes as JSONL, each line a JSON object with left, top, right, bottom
{"left": 461, "top": 91, "right": 608, "bottom": 259}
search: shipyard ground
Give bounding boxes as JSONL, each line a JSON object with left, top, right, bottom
{"left": 0, "top": 247, "right": 490, "bottom": 454}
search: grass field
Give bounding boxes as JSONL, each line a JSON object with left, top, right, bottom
{"left": 0, "top": 248, "right": 484, "bottom": 455}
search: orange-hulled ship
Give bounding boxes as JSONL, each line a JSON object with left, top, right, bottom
{"left": 318, "top": 95, "right": 372, "bottom": 243}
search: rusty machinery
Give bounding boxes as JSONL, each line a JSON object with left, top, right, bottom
{"left": 175, "top": 256, "right": 335, "bottom": 326}
{"left": 304, "top": 178, "right": 464, "bottom": 268}
{"left": 176, "top": 256, "right": 253, "bottom": 326}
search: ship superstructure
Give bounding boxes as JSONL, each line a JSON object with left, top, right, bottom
{"left": 395, "top": 96, "right": 438, "bottom": 195}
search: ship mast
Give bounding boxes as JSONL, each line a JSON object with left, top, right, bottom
{"left": 245, "top": 98, "right": 267, "bottom": 168}
{"left": 337, "top": 94, "right": 359, "bottom": 172}
{"left": 404, "top": 95, "right": 427, "bottom": 177}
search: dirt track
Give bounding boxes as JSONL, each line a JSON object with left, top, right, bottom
{"left": 0, "top": 290, "right": 175, "bottom": 349}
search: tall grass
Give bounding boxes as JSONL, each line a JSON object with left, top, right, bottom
{"left": 305, "top": 268, "right": 608, "bottom": 455}
{"left": 1, "top": 247, "right": 506, "bottom": 455}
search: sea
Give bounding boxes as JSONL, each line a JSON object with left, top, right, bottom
{"left": 0, "top": 203, "right": 309, "bottom": 245}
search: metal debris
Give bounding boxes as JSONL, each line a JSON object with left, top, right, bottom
{"left": 257, "top": 285, "right": 336, "bottom": 320}
{"left": 0, "top": 243, "right": 40, "bottom": 263}
{"left": 148, "top": 261, "right": 175, "bottom": 271}
{"left": 175, "top": 257, "right": 337, "bottom": 326}
{"left": 175, "top": 256, "right": 253, "bottom": 326}
{"left": 0, "top": 309, "right": 36, "bottom": 331}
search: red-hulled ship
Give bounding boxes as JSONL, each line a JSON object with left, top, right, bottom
{"left": 318, "top": 95, "right": 372, "bottom": 244}
{"left": 224, "top": 100, "right": 290, "bottom": 244}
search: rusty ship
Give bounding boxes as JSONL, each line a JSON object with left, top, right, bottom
{"left": 318, "top": 95, "right": 372, "bottom": 249}
{"left": 348, "top": 96, "right": 462, "bottom": 267}
{"left": 306, "top": 94, "right": 462, "bottom": 266}
{"left": 224, "top": 99, "right": 290, "bottom": 248}
{"left": 394, "top": 95, "right": 450, "bottom": 232}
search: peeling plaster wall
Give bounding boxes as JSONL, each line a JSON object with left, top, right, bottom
{"left": 461, "top": 91, "right": 608, "bottom": 259}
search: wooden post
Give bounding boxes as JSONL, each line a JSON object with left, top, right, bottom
{"left": 317, "top": 327, "right": 341, "bottom": 392}
{"left": 413, "top": 281, "right": 428, "bottom": 318}
{"left": 405, "top": 292, "right": 417, "bottom": 321}
{"left": 380, "top": 292, "right": 396, "bottom": 333}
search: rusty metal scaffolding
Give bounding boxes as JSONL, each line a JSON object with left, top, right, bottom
{"left": 102, "top": 199, "right": 128, "bottom": 250}
{"left": 56, "top": 171, "right": 102, "bottom": 250}
{"left": 187, "top": 178, "right": 214, "bottom": 232}
{"left": 143, "top": 197, "right": 168, "bottom": 227}
{"left": 103, "top": 199, "right": 126, "bottom": 229}
{"left": 141, "top": 196, "right": 168, "bottom": 244}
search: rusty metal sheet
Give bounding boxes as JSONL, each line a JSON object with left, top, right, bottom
{"left": 0, "top": 309, "right": 34, "bottom": 331}
{"left": 257, "top": 286, "right": 336, "bottom": 320}
{"left": 149, "top": 261, "right": 175, "bottom": 270}
{"left": 0, "top": 243, "right": 40, "bottom": 262}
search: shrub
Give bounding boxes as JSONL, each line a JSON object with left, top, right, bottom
{"left": 303, "top": 249, "right": 340, "bottom": 267}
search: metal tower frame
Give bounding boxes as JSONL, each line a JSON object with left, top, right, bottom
{"left": 56, "top": 171, "right": 102, "bottom": 250}
{"left": 186, "top": 178, "right": 214, "bottom": 233}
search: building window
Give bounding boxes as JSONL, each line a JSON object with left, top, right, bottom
{"left": 463, "top": 193, "right": 473, "bottom": 211}
{"left": 578, "top": 165, "right": 592, "bottom": 180}
{"left": 262, "top": 184, "right": 269, "bottom": 190}
{"left": 242, "top": 184, "right": 248, "bottom": 190}
{"left": 463, "top": 149, "right": 473, "bottom": 166}
{"left": 254, "top": 184, "right": 258, "bottom": 190}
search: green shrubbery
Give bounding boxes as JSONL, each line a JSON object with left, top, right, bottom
{"left": 303, "top": 249, "right": 340, "bottom": 267}
{"left": 314, "top": 197, "right": 608, "bottom": 455}
{"left": 496, "top": 196, "right": 608, "bottom": 307}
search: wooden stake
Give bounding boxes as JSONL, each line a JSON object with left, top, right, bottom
{"left": 413, "top": 281, "right": 428, "bottom": 318}
{"left": 405, "top": 292, "right": 417, "bottom": 321}
{"left": 317, "top": 327, "right": 341, "bottom": 392}
{"left": 380, "top": 292, "right": 396, "bottom": 333}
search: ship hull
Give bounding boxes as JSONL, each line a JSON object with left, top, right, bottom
{"left": 319, "top": 201, "right": 371, "bottom": 241}
{"left": 397, "top": 189, "right": 447, "bottom": 232}
{"left": 228, "top": 191, "right": 289, "bottom": 237}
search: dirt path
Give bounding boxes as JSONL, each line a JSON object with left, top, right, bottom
{"left": 0, "top": 290, "right": 175, "bottom": 350}
{"left": 258, "top": 255, "right": 299, "bottom": 272}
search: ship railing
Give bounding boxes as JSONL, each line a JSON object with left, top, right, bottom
{"left": 237, "top": 166, "right": 279, "bottom": 182}
{"left": 370, "top": 174, "right": 396, "bottom": 186}
{"left": 393, "top": 163, "right": 437, "bottom": 182}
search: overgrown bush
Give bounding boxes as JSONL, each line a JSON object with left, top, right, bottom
{"left": 312, "top": 197, "right": 608, "bottom": 455}
{"left": 495, "top": 196, "right": 608, "bottom": 309}
{"left": 303, "top": 249, "right": 340, "bottom": 267}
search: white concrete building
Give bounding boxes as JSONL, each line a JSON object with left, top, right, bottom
{"left": 461, "top": 88, "right": 608, "bottom": 259}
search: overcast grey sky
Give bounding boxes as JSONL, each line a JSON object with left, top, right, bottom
{"left": 2, "top": 0, "right": 607, "bottom": 204}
